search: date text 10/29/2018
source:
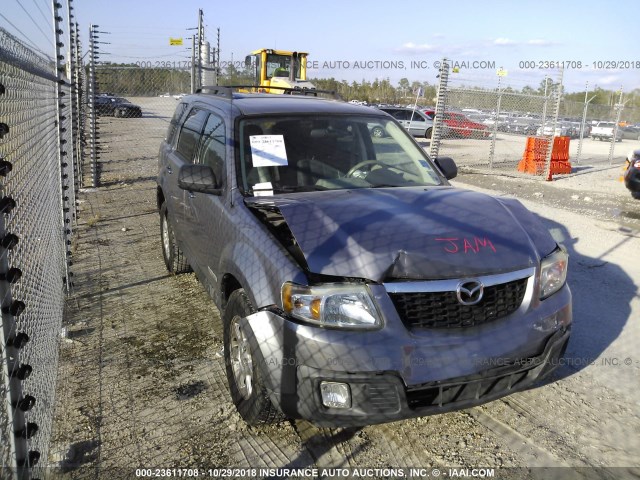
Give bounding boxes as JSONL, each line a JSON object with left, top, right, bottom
{"left": 519, "top": 60, "right": 640, "bottom": 70}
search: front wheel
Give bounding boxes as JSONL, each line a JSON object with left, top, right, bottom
{"left": 223, "top": 289, "right": 281, "bottom": 425}
{"left": 160, "top": 203, "right": 191, "bottom": 273}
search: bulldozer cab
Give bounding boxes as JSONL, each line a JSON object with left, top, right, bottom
{"left": 245, "top": 49, "right": 314, "bottom": 94}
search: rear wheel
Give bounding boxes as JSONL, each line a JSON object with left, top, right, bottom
{"left": 371, "top": 126, "right": 385, "bottom": 138}
{"left": 425, "top": 127, "right": 433, "bottom": 140}
{"left": 160, "top": 203, "right": 191, "bottom": 273}
{"left": 223, "top": 289, "right": 281, "bottom": 425}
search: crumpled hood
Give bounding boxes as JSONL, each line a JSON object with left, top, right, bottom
{"left": 245, "top": 187, "right": 556, "bottom": 281}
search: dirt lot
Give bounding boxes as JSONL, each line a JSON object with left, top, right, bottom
{"left": 49, "top": 97, "right": 640, "bottom": 479}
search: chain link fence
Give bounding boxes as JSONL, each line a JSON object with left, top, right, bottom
{"left": 429, "top": 62, "right": 565, "bottom": 177}
{"left": 429, "top": 61, "right": 638, "bottom": 178}
{"left": 0, "top": 0, "right": 79, "bottom": 476}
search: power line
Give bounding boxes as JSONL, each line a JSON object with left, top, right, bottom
{"left": 0, "top": 12, "right": 51, "bottom": 58}
{"left": 15, "top": 0, "right": 52, "bottom": 47}
{"left": 30, "top": 0, "right": 52, "bottom": 31}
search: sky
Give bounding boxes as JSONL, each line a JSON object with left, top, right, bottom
{"left": 2, "top": 0, "right": 640, "bottom": 94}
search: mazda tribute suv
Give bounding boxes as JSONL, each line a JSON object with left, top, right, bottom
{"left": 156, "top": 87, "right": 571, "bottom": 427}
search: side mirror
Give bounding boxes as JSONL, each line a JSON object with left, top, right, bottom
{"left": 434, "top": 156, "right": 457, "bottom": 180}
{"left": 245, "top": 55, "right": 252, "bottom": 68}
{"left": 178, "top": 164, "right": 222, "bottom": 195}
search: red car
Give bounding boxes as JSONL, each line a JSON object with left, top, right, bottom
{"left": 424, "top": 110, "right": 490, "bottom": 139}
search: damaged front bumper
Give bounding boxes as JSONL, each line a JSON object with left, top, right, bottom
{"left": 240, "top": 284, "right": 572, "bottom": 427}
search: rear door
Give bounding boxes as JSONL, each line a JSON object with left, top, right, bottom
{"left": 406, "top": 110, "right": 428, "bottom": 137}
{"left": 182, "top": 110, "right": 229, "bottom": 293}
{"left": 163, "top": 106, "right": 209, "bottom": 254}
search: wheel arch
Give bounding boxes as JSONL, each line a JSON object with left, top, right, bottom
{"left": 157, "top": 186, "right": 165, "bottom": 211}
{"left": 220, "top": 273, "right": 243, "bottom": 310}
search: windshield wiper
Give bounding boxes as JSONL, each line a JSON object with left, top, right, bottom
{"left": 368, "top": 183, "right": 403, "bottom": 188}
{"left": 271, "top": 185, "right": 329, "bottom": 193}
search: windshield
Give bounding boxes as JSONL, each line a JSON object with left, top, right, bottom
{"left": 238, "top": 115, "right": 444, "bottom": 195}
{"left": 266, "top": 53, "right": 301, "bottom": 79}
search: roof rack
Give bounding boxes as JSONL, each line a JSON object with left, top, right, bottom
{"left": 195, "top": 85, "right": 342, "bottom": 100}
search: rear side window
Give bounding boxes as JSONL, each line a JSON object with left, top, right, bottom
{"left": 167, "top": 102, "right": 188, "bottom": 144}
{"left": 176, "top": 108, "right": 208, "bottom": 162}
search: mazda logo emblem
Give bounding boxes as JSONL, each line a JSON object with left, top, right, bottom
{"left": 456, "top": 279, "right": 484, "bottom": 306}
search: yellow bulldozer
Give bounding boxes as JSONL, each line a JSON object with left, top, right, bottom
{"left": 244, "top": 48, "right": 316, "bottom": 94}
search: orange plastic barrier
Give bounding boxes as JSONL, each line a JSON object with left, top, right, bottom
{"left": 517, "top": 136, "right": 572, "bottom": 178}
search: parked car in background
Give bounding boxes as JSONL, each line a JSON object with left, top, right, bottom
{"left": 466, "top": 112, "right": 492, "bottom": 125}
{"left": 620, "top": 125, "right": 640, "bottom": 141}
{"left": 503, "top": 118, "right": 540, "bottom": 136}
{"left": 94, "top": 95, "right": 143, "bottom": 118}
{"left": 536, "top": 123, "right": 573, "bottom": 137}
{"left": 156, "top": 88, "right": 572, "bottom": 427}
{"left": 379, "top": 107, "right": 434, "bottom": 139}
{"left": 590, "top": 121, "right": 622, "bottom": 141}
{"left": 424, "top": 111, "right": 490, "bottom": 139}
{"left": 624, "top": 149, "right": 640, "bottom": 199}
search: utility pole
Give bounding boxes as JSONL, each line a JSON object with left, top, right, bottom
{"left": 216, "top": 27, "right": 220, "bottom": 85}
{"left": 198, "top": 9, "right": 204, "bottom": 89}
{"left": 190, "top": 34, "right": 196, "bottom": 93}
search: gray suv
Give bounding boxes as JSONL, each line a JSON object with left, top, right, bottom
{"left": 157, "top": 87, "right": 571, "bottom": 427}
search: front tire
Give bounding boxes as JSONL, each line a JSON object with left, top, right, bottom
{"left": 160, "top": 202, "right": 191, "bottom": 273}
{"left": 224, "top": 289, "right": 281, "bottom": 425}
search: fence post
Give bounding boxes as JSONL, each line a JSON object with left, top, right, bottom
{"left": 488, "top": 74, "right": 503, "bottom": 169}
{"left": 576, "top": 84, "right": 597, "bottom": 165}
{"left": 72, "top": 22, "right": 84, "bottom": 190}
{"left": 608, "top": 90, "right": 625, "bottom": 165}
{"left": 55, "top": 0, "right": 73, "bottom": 292}
{"left": 544, "top": 69, "right": 564, "bottom": 180}
{"left": 88, "top": 25, "right": 98, "bottom": 187}
{"left": 429, "top": 58, "right": 449, "bottom": 160}
{"left": 0, "top": 194, "right": 26, "bottom": 479}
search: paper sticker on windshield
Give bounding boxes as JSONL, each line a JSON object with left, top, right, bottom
{"left": 250, "top": 135, "right": 288, "bottom": 167}
{"left": 253, "top": 181, "right": 273, "bottom": 197}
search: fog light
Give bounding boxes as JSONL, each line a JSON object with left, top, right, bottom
{"left": 320, "top": 382, "right": 351, "bottom": 409}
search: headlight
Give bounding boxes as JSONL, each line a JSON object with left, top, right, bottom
{"left": 539, "top": 247, "right": 568, "bottom": 299}
{"left": 281, "top": 282, "right": 382, "bottom": 329}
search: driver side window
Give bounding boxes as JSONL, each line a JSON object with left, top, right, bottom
{"left": 176, "top": 108, "right": 208, "bottom": 163}
{"left": 197, "top": 113, "right": 226, "bottom": 185}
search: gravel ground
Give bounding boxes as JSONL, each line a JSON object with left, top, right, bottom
{"left": 48, "top": 97, "right": 640, "bottom": 480}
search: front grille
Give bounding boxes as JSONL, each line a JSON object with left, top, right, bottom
{"left": 389, "top": 278, "right": 527, "bottom": 329}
